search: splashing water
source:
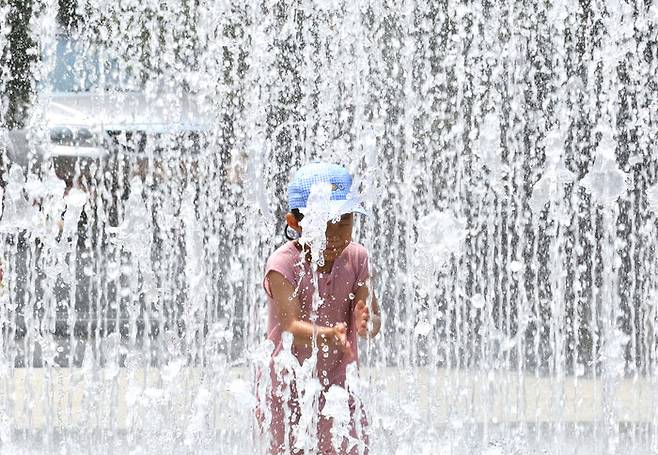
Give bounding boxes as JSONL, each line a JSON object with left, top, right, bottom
{"left": 0, "top": 0, "right": 657, "bottom": 453}
{"left": 646, "top": 184, "right": 658, "bottom": 214}
{"left": 413, "top": 210, "right": 466, "bottom": 288}
{"left": 530, "top": 127, "right": 575, "bottom": 214}
{"left": 580, "top": 132, "right": 630, "bottom": 208}
{"left": 322, "top": 384, "right": 351, "bottom": 450}
{"left": 299, "top": 182, "right": 334, "bottom": 269}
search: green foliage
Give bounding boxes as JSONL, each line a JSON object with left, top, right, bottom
{"left": 2, "top": 0, "right": 36, "bottom": 129}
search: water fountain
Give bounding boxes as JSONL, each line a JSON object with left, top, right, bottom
{"left": 0, "top": 0, "right": 657, "bottom": 453}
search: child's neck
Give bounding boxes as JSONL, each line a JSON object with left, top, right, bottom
{"left": 293, "top": 241, "right": 335, "bottom": 273}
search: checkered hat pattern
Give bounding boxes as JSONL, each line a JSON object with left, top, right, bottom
{"left": 287, "top": 162, "right": 353, "bottom": 210}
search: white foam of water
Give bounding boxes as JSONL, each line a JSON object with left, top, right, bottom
{"left": 509, "top": 260, "right": 523, "bottom": 273}
{"left": 476, "top": 112, "right": 506, "bottom": 190}
{"left": 0, "top": 166, "right": 33, "bottom": 233}
{"left": 62, "top": 187, "right": 88, "bottom": 235}
{"left": 577, "top": 127, "right": 629, "bottom": 209}
{"left": 321, "top": 385, "right": 351, "bottom": 451}
{"left": 414, "top": 320, "right": 433, "bottom": 337}
{"left": 414, "top": 210, "right": 466, "bottom": 287}
{"left": 471, "top": 293, "right": 486, "bottom": 309}
{"left": 646, "top": 183, "right": 658, "bottom": 214}
{"left": 580, "top": 153, "right": 629, "bottom": 208}
{"left": 299, "top": 182, "right": 334, "bottom": 264}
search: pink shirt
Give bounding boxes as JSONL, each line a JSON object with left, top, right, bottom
{"left": 263, "top": 240, "right": 369, "bottom": 385}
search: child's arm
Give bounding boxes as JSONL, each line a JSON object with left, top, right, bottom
{"left": 353, "top": 284, "right": 381, "bottom": 338}
{"left": 267, "top": 271, "right": 353, "bottom": 356}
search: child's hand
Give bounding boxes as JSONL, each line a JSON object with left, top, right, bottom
{"left": 354, "top": 300, "right": 370, "bottom": 337}
{"left": 332, "top": 323, "right": 354, "bottom": 362}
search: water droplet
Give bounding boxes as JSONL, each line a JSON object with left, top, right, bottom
{"left": 471, "top": 293, "right": 486, "bottom": 309}
{"left": 348, "top": 293, "right": 355, "bottom": 300}
{"left": 510, "top": 261, "right": 523, "bottom": 273}
{"left": 414, "top": 320, "right": 432, "bottom": 337}
{"left": 281, "top": 332, "right": 293, "bottom": 351}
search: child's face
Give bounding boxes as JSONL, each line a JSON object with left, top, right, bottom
{"left": 323, "top": 213, "right": 353, "bottom": 262}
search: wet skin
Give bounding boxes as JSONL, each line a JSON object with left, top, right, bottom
{"left": 318, "top": 212, "right": 354, "bottom": 269}
{"left": 271, "top": 211, "right": 381, "bottom": 352}
{"left": 285, "top": 212, "right": 354, "bottom": 271}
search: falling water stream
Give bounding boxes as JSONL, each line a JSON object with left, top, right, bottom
{"left": 0, "top": 0, "right": 658, "bottom": 453}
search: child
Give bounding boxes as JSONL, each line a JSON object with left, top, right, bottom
{"left": 262, "top": 162, "right": 381, "bottom": 454}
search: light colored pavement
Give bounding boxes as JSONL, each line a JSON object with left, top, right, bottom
{"left": 0, "top": 367, "right": 655, "bottom": 430}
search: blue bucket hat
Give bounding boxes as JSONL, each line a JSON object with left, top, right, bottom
{"left": 288, "top": 162, "right": 368, "bottom": 217}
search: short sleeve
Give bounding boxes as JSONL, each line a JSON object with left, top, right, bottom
{"left": 263, "top": 250, "right": 298, "bottom": 298}
{"left": 352, "top": 248, "right": 369, "bottom": 292}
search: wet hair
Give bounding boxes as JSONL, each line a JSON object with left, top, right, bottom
{"left": 291, "top": 208, "right": 304, "bottom": 222}
{"left": 283, "top": 208, "right": 304, "bottom": 241}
